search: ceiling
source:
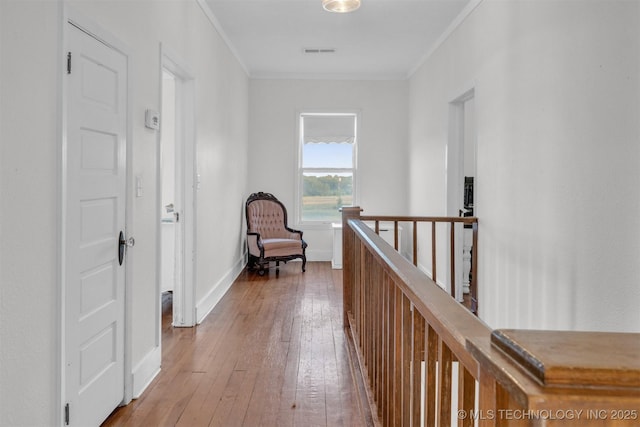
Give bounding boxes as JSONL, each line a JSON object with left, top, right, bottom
{"left": 202, "top": 0, "right": 474, "bottom": 80}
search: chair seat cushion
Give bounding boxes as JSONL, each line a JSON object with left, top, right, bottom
{"left": 262, "top": 238, "right": 304, "bottom": 258}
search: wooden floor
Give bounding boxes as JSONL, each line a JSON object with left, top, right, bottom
{"left": 102, "top": 262, "right": 369, "bottom": 427}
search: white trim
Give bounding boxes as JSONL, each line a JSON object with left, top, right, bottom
{"left": 449, "top": 86, "right": 476, "bottom": 105}
{"left": 123, "top": 30, "right": 136, "bottom": 410}
{"left": 196, "top": 254, "right": 246, "bottom": 324}
{"left": 446, "top": 88, "right": 476, "bottom": 303}
{"left": 162, "top": 44, "right": 196, "bottom": 81}
{"left": 160, "top": 44, "right": 198, "bottom": 329}
{"left": 407, "top": 0, "right": 484, "bottom": 78}
{"left": 154, "top": 46, "right": 164, "bottom": 366}
{"left": 295, "top": 110, "right": 361, "bottom": 227}
{"left": 251, "top": 71, "right": 408, "bottom": 81}
{"left": 56, "top": 2, "right": 66, "bottom": 425}
{"left": 445, "top": 101, "right": 464, "bottom": 300}
{"left": 306, "top": 249, "right": 333, "bottom": 262}
{"left": 195, "top": 0, "right": 249, "bottom": 76}
{"left": 131, "top": 346, "right": 161, "bottom": 399}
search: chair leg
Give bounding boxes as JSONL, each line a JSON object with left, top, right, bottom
{"left": 249, "top": 254, "right": 265, "bottom": 272}
{"left": 301, "top": 255, "right": 306, "bottom": 272}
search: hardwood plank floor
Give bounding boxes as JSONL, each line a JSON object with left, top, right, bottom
{"left": 102, "top": 262, "right": 369, "bottom": 427}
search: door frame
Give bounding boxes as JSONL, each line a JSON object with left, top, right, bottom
{"left": 158, "top": 44, "right": 197, "bottom": 328}
{"left": 59, "top": 7, "right": 134, "bottom": 424}
{"left": 446, "top": 87, "right": 475, "bottom": 302}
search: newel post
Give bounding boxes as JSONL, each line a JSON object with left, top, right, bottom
{"left": 342, "top": 206, "right": 362, "bottom": 328}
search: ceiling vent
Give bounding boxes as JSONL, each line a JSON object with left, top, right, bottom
{"left": 303, "top": 48, "right": 336, "bottom": 54}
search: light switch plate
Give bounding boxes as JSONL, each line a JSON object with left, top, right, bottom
{"left": 136, "top": 175, "right": 143, "bottom": 197}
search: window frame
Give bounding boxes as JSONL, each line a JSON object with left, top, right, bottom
{"left": 295, "top": 110, "right": 360, "bottom": 227}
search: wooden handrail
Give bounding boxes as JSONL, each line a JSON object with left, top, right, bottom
{"left": 359, "top": 212, "right": 479, "bottom": 314}
{"left": 342, "top": 207, "right": 640, "bottom": 426}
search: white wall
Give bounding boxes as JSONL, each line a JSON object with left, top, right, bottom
{"left": 0, "top": 0, "right": 249, "bottom": 425}
{"left": 1, "top": 2, "right": 62, "bottom": 425}
{"left": 409, "top": 0, "right": 640, "bottom": 332}
{"left": 248, "top": 79, "right": 409, "bottom": 260}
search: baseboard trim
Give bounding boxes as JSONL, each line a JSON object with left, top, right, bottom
{"left": 195, "top": 253, "right": 246, "bottom": 324}
{"left": 131, "top": 345, "right": 161, "bottom": 399}
{"left": 306, "top": 248, "right": 332, "bottom": 262}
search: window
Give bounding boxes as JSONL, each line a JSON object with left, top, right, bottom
{"left": 298, "top": 113, "right": 358, "bottom": 223}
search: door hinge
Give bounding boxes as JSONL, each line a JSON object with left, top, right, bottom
{"left": 67, "top": 52, "right": 72, "bottom": 74}
{"left": 64, "top": 403, "right": 70, "bottom": 425}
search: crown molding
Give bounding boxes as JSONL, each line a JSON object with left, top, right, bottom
{"left": 250, "top": 71, "right": 408, "bottom": 81}
{"left": 407, "top": 0, "right": 484, "bottom": 79}
{"left": 195, "top": 0, "right": 250, "bottom": 77}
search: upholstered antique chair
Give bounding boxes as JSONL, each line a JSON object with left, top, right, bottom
{"left": 245, "top": 192, "right": 307, "bottom": 275}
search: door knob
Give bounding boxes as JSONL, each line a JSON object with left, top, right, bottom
{"left": 118, "top": 231, "right": 125, "bottom": 265}
{"left": 118, "top": 232, "right": 135, "bottom": 266}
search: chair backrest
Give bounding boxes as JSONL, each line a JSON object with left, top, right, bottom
{"left": 246, "top": 192, "right": 290, "bottom": 239}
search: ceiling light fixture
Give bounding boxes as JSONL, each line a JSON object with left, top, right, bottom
{"left": 322, "top": 0, "right": 361, "bottom": 13}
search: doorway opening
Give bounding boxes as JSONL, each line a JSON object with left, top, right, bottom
{"left": 446, "top": 89, "right": 476, "bottom": 304}
{"left": 159, "top": 49, "right": 196, "bottom": 330}
{"left": 160, "top": 70, "right": 181, "bottom": 322}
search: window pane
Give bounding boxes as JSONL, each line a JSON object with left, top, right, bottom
{"left": 302, "top": 173, "right": 353, "bottom": 222}
{"left": 302, "top": 143, "right": 353, "bottom": 168}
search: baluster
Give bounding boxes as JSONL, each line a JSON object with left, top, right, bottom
{"left": 385, "top": 276, "right": 395, "bottom": 426}
{"left": 393, "top": 286, "right": 403, "bottom": 426}
{"left": 438, "top": 339, "right": 453, "bottom": 427}
{"left": 413, "top": 221, "right": 418, "bottom": 266}
{"left": 463, "top": 223, "right": 472, "bottom": 295}
{"left": 394, "top": 220, "right": 399, "bottom": 251}
{"left": 425, "top": 325, "right": 437, "bottom": 427}
{"left": 432, "top": 222, "right": 437, "bottom": 282}
{"left": 413, "top": 310, "right": 426, "bottom": 426}
{"left": 471, "top": 221, "right": 479, "bottom": 314}
{"left": 477, "top": 366, "right": 497, "bottom": 427}
{"left": 459, "top": 364, "right": 476, "bottom": 427}
{"left": 450, "top": 222, "right": 456, "bottom": 298}
{"left": 402, "top": 295, "right": 412, "bottom": 424}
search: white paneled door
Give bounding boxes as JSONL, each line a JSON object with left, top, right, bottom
{"left": 64, "top": 22, "right": 127, "bottom": 426}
